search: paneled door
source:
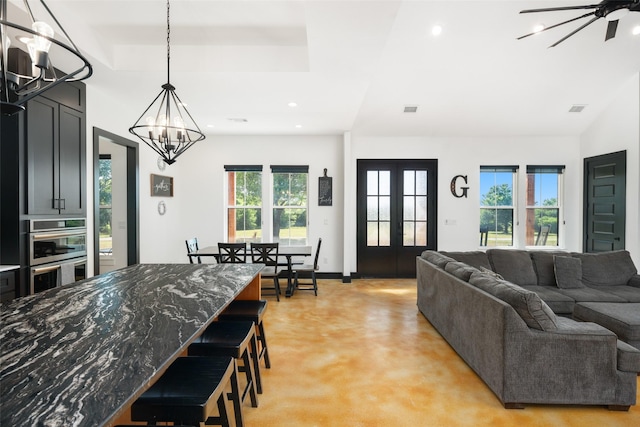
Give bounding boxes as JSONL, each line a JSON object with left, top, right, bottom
{"left": 357, "top": 159, "right": 437, "bottom": 277}
{"left": 584, "top": 150, "right": 626, "bottom": 252}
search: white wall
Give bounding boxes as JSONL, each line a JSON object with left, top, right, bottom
{"left": 580, "top": 72, "right": 640, "bottom": 267}
{"left": 83, "top": 74, "right": 639, "bottom": 277}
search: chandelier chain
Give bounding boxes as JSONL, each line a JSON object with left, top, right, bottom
{"left": 166, "top": 0, "right": 171, "bottom": 83}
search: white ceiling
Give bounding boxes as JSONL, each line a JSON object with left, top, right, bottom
{"left": 14, "top": 0, "right": 640, "bottom": 137}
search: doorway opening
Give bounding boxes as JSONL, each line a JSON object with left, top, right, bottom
{"left": 93, "top": 128, "right": 139, "bottom": 274}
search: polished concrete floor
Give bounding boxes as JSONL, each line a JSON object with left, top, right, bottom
{"left": 243, "top": 279, "right": 640, "bottom": 427}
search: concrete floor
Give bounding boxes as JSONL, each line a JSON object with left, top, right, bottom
{"left": 242, "top": 278, "right": 640, "bottom": 427}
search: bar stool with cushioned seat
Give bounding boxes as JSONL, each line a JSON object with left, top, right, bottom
{"left": 218, "top": 300, "right": 270, "bottom": 369}
{"left": 189, "top": 320, "right": 262, "bottom": 400}
{"left": 129, "top": 355, "right": 243, "bottom": 427}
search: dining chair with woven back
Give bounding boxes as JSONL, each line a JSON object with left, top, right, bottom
{"left": 250, "top": 243, "right": 280, "bottom": 301}
{"left": 218, "top": 242, "right": 247, "bottom": 264}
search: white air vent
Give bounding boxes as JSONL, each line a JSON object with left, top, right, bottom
{"left": 228, "top": 118, "right": 248, "bottom": 123}
{"left": 569, "top": 105, "right": 586, "bottom": 113}
{"left": 403, "top": 105, "right": 418, "bottom": 113}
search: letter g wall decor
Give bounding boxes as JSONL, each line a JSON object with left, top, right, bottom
{"left": 450, "top": 175, "right": 469, "bottom": 198}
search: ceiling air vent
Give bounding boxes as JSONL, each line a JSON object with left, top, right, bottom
{"left": 403, "top": 105, "right": 418, "bottom": 113}
{"left": 228, "top": 118, "right": 248, "bottom": 123}
{"left": 569, "top": 105, "right": 586, "bottom": 113}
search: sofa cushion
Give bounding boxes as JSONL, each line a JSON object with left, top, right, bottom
{"left": 487, "top": 249, "right": 538, "bottom": 286}
{"left": 440, "top": 251, "right": 492, "bottom": 270}
{"left": 469, "top": 271, "right": 558, "bottom": 331}
{"left": 444, "top": 261, "right": 479, "bottom": 282}
{"left": 480, "top": 266, "right": 504, "bottom": 280}
{"left": 574, "top": 250, "right": 638, "bottom": 287}
{"left": 617, "top": 340, "right": 640, "bottom": 373}
{"left": 530, "top": 251, "right": 569, "bottom": 286}
{"left": 554, "top": 286, "right": 627, "bottom": 303}
{"left": 554, "top": 256, "right": 585, "bottom": 289}
{"left": 598, "top": 286, "right": 640, "bottom": 302}
{"left": 421, "top": 251, "right": 456, "bottom": 268}
{"left": 520, "top": 285, "right": 576, "bottom": 315}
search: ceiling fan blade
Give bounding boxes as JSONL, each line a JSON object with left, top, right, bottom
{"left": 549, "top": 16, "right": 600, "bottom": 47}
{"left": 605, "top": 20, "right": 619, "bottom": 41}
{"left": 520, "top": 4, "right": 601, "bottom": 14}
{"left": 517, "top": 11, "right": 596, "bottom": 40}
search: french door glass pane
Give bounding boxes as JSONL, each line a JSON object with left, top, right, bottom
{"left": 367, "top": 196, "right": 378, "bottom": 220}
{"left": 367, "top": 171, "right": 379, "bottom": 195}
{"left": 379, "top": 222, "right": 390, "bottom": 246}
{"left": 367, "top": 222, "right": 378, "bottom": 246}
{"left": 379, "top": 196, "right": 391, "bottom": 221}
{"left": 403, "top": 221, "right": 415, "bottom": 246}
{"left": 404, "top": 170, "right": 415, "bottom": 195}
{"left": 416, "top": 196, "right": 427, "bottom": 221}
{"left": 416, "top": 171, "right": 427, "bottom": 195}
{"left": 380, "top": 171, "right": 391, "bottom": 195}
{"left": 403, "top": 196, "right": 415, "bottom": 220}
{"left": 416, "top": 222, "right": 427, "bottom": 246}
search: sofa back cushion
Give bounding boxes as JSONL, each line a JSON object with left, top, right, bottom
{"left": 530, "top": 251, "right": 569, "bottom": 286}
{"left": 574, "top": 250, "right": 638, "bottom": 287}
{"left": 487, "top": 249, "right": 538, "bottom": 286}
{"left": 553, "top": 255, "right": 586, "bottom": 289}
{"left": 421, "top": 251, "right": 456, "bottom": 268}
{"left": 440, "top": 251, "right": 492, "bottom": 270}
{"left": 469, "top": 271, "right": 558, "bottom": 331}
{"left": 444, "top": 261, "right": 480, "bottom": 282}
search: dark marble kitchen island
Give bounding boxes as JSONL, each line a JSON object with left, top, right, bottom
{"left": 0, "top": 263, "right": 263, "bottom": 427}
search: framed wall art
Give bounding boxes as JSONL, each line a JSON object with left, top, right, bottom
{"left": 150, "top": 174, "right": 174, "bottom": 197}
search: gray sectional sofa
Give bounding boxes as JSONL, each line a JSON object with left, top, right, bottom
{"left": 416, "top": 249, "right": 640, "bottom": 410}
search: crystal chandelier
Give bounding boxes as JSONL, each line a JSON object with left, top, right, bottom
{"left": 129, "top": 0, "right": 205, "bottom": 165}
{"left": 0, "top": 0, "right": 92, "bottom": 115}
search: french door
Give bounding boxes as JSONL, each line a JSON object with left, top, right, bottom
{"left": 357, "top": 159, "right": 437, "bottom": 278}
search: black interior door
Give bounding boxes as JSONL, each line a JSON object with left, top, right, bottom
{"left": 584, "top": 151, "right": 626, "bottom": 252}
{"left": 357, "top": 159, "right": 437, "bottom": 278}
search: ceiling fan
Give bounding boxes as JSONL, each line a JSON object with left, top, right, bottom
{"left": 518, "top": 0, "right": 640, "bottom": 47}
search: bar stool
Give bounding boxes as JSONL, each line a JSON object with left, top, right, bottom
{"left": 128, "top": 356, "right": 243, "bottom": 427}
{"left": 189, "top": 320, "right": 262, "bottom": 400}
{"left": 218, "top": 300, "right": 271, "bottom": 369}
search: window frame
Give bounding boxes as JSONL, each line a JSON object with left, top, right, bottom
{"left": 525, "top": 165, "right": 565, "bottom": 248}
{"left": 224, "top": 165, "right": 263, "bottom": 244}
{"left": 479, "top": 165, "right": 518, "bottom": 247}
{"left": 270, "top": 165, "right": 309, "bottom": 246}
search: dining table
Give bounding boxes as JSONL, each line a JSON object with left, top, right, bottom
{"left": 0, "top": 263, "right": 263, "bottom": 427}
{"left": 188, "top": 244, "right": 312, "bottom": 297}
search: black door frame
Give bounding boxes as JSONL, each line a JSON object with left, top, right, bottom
{"left": 583, "top": 150, "right": 626, "bottom": 252}
{"left": 92, "top": 127, "right": 139, "bottom": 274}
{"left": 356, "top": 159, "right": 438, "bottom": 278}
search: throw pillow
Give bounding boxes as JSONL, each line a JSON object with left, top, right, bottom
{"left": 486, "top": 249, "right": 538, "bottom": 286}
{"left": 554, "top": 256, "right": 585, "bottom": 289}
{"left": 469, "top": 271, "right": 558, "bottom": 331}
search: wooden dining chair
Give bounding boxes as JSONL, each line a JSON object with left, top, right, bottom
{"left": 218, "top": 243, "right": 247, "bottom": 264}
{"left": 185, "top": 238, "right": 201, "bottom": 264}
{"left": 250, "top": 243, "right": 280, "bottom": 301}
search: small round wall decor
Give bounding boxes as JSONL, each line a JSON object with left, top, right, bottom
{"left": 157, "top": 201, "right": 167, "bottom": 215}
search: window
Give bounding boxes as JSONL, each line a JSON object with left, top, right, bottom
{"left": 98, "top": 155, "right": 113, "bottom": 256}
{"left": 225, "top": 165, "right": 262, "bottom": 243}
{"left": 480, "top": 166, "right": 518, "bottom": 247}
{"left": 271, "top": 166, "right": 308, "bottom": 245}
{"left": 526, "top": 166, "right": 564, "bottom": 246}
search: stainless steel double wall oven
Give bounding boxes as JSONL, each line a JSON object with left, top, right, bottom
{"left": 29, "top": 218, "right": 87, "bottom": 294}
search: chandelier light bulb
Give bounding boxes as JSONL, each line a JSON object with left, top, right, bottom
{"left": 32, "top": 21, "right": 54, "bottom": 53}
{"left": 145, "top": 116, "right": 156, "bottom": 139}
{"left": 174, "top": 116, "right": 185, "bottom": 141}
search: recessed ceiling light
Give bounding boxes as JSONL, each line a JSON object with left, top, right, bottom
{"left": 533, "top": 24, "right": 545, "bottom": 33}
{"left": 288, "top": 102, "right": 298, "bottom": 107}
{"left": 633, "top": 25, "right": 640, "bottom": 36}
{"left": 207, "top": 124, "right": 214, "bottom": 128}
{"left": 432, "top": 25, "right": 443, "bottom": 37}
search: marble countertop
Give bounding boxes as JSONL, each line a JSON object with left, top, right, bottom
{"left": 0, "top": 263, "right": 263, "bottom": 427}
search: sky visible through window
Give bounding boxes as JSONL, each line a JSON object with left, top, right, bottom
{"left": 480, "top": 172, "right": 558, "bottom": 205}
